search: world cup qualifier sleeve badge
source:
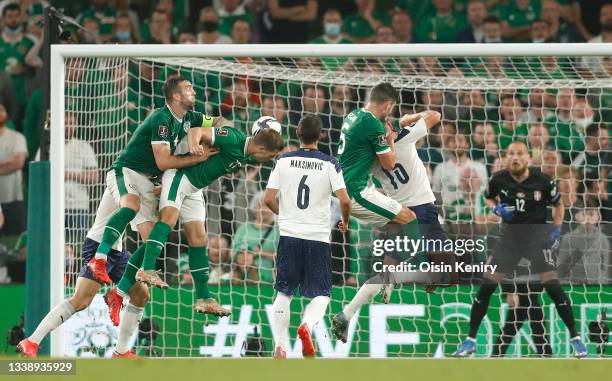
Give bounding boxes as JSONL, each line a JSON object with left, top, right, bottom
{"left": 158, "top": 125, "right": 169, "bottom": 138}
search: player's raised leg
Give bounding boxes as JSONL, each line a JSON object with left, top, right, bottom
{"left": 89, "top": 169, "right": 144, "bottom": 284}
{"left": 182, "top": 217, "right": 231, "bottom": 317}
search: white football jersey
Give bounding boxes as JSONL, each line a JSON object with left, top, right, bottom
{"left": 371, "top": 119, "right": 436, "bottom": 206}
{"left": 266, "top": 148, "right": 346, "bottom": 243}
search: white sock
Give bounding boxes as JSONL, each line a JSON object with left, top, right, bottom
{"left": 29, "top": 300, "right": 76, "bottom": 344}
{"left": 94, "top": 253, "right": 108, "bottom": 260}
{"left": 302, "top": 296, "right": 330, "bottom": 331}
{"left": 343, "top": 283, "right": 383, "bottom": 320}
{"left": 271, "top": 292, "right": 292, "bottom": 351}
{"left": 115, "top": 303, "right": 144, "bottom": 354}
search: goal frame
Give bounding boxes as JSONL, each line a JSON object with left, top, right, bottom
{"left": 49, "top": 43, "right": 611, "bottom": 356}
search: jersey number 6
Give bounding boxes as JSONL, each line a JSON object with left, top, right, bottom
{"left": 297, "top": 175, "right": 310, "bottom": 209}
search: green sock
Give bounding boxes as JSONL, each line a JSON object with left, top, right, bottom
{"left": 117, "top": 244, "right": 146, "bottom": 295}
{"left": 95, "top": 207, "right": 136, "bottom": 258}
{"left": 188, "top": 246, "right": 210, "bottom": 300}
{"left": 142, "top": 222, "right": 172, "bottom": 270}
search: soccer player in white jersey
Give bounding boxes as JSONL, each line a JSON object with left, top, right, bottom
{"left": 264, "top": 115, "right": 351, "bottom": 359}
{"left": 17, "top": 189, "right": 150, "bottom": 358}
{"left": 333, "top": 110, "right": 455, "bottom": 343}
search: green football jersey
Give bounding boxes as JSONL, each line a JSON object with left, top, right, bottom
{"left": 338, "top": 108, "right": 390, "bottom": 197}
{"left": 113, "top": 105, "right": 212, "bottom": 176}
{"left": 183, "top": 127, "right": 254, "bottom": 189}
{"left": 0, "top": 35, "right": 35, "bottom": 105}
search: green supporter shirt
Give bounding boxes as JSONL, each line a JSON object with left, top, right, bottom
{"left": 499, "top": 0, "right": 540, "bottom": 28}
{"left": 0, "top": 35, "right": 35, "bottom": 105}
{"left": 544, "top": 114, "right": 585, "bottom": 163}
{"left": 309, "top": 35, "right": 352, "bottom": 71}
{"left": 231, "top": 221, "right": 279, "bottom": 284}
{"left": 343, "top": 10, "right": 391, "bottom": 40}
{"left": 113, "top": 106, "right": 212, "bottom": 176}
{"left": 415, "top": 11, "right": 466, "bottom": 43}
{"left": 183, "top": 127, "right": 254, "bottom": 189}
{"left": 495, "top": 123, "right": 529, "bottom": 150}
{"left": 339, "top": 108, "right": 390, "bottom": 197}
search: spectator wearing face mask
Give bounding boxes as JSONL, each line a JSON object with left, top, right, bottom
{"left": 197, "top": 7, "right": 232, "bottom": 44}
{"left": 310, "top": 9, "right": 351, "bottom": 71}
{"left": 481, "top": 15, "right": 505, "bottom": 43}
{"left": 112, "top": 13, "right": 138, "bottom": 43}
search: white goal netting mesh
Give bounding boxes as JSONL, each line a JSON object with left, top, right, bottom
{"left": 62, "top": 54, "right": 611, "bottom": 358}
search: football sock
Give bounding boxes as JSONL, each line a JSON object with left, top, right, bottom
{"left": 115, "top": 303, "right": 144, "bottom": 354}
{"left": 493, "top": 305, "right": 522, "bottom": 357}
{"left": 189, "top": 246, "right": 210, "bottom": 300}
{"left": 468, "top": 282, "right": 497, "bottom": 339}
{"left": 95, "top": 207, "right": 136, "bottom": 259}
{"left": 117, "top": 245, "right": 146, "bottom": 297}
{"left": 302, "top": 296, "right": 330, "bottom": 331}
{"left": 527, "top": 294, "right": 552, "bottom": 356}
{"left": 343, "top": 276, "right": 384, "bottom": 320}
{"left": 142, "top": 222, "right": 172, "bottom": 270}
{"left": 544, "top": 279, "right": 578, "bottom": 338}
{"left": 29, "top": 300, "right": 76, "bottom": 344}
{"left": 272, "top": 292, "right": 292, "bottom": 351}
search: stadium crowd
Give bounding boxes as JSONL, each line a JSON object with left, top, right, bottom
{"left": 0, "top": 0, "right": 610, "bottom": 287}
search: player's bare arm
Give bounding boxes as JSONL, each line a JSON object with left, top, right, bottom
{"left": 152, "top": 141, "right": 218, "bottom": 171}
{"left": 399, "top": 110, "right": 441, "bottom": 129}
{"left": 377, "top": 120, "right": 396, "bottom": 170}
{"left": 264, "top": 188, "right": 280, "bottom": 215}
{"left": 335, "top": 188, "right": 351, "bottom": 232}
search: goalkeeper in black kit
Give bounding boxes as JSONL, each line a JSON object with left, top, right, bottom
{"left": 453, "top": 141, "right": 587, "bottom": 358}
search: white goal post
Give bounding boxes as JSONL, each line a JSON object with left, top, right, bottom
{"left": 49, "top": 43, "right": 611, "bottom": 357}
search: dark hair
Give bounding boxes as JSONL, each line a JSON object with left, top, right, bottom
{"left": 369, "top": 82, "right": 398, "bottom": 104}
{"left": 483, "top": 15, "right": 501, "bottom": 25}
{"left": 586, "top": 123, "right": 605, "bottom": 137}
{"left": 163, "top": 75, "right": 189, "bottom": 102}
{"left": 252, "top": 129, "right": 285, "bottom": 152}
{"left": 2, "top": 3, "right": 20, "bottom": 16}
{"left": 297, "top": 115, "right": 322, "bottom": 145}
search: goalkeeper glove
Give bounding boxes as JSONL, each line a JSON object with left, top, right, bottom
{"left": 492, "top": 203, "right": 516, "bottom": 222}
{"left": 549, "top": 224, "right": 562, "bottom": 251}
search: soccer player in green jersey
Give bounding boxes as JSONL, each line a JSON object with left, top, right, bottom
{"left": 337, "top": 82, "right": 416, "bottom": 226}
{"left": 87, "top": 75, "right": 227, "bottom": 285}
{"left": 105, "top": 125, "right": 284, "bottom": 323}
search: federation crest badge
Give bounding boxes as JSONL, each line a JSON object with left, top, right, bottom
{"left": 183, "top": 121, "right": 191, "bottom": 132}
{"left": 534, "top": 191, "right": 542, "bottom": 201}
{"left": 158, "top": 125, "right": 169, "bottom": 138}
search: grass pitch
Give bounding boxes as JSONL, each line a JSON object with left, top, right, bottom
{"left": 4, "top": 358, "right": 608, "bottom": 381}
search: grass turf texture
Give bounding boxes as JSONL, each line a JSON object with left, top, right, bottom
{"left": 3, "top": 359, "right": 608, "bottom": 381}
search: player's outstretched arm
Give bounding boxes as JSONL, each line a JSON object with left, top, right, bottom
{"left": 152, "top": 143, "right": 218, "bottom": 171}
{"left": 335, "top": 188, "right": 351, "bottom": 233}
{"left": 400, "top": 110, "right": 441, "bottom": 129}
{"left": 264, "top": 188, "right": 280, "bottom": 215}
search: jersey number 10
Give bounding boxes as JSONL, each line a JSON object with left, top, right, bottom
{"left": 381, "top": 164, "right": 409, "bottom": 190}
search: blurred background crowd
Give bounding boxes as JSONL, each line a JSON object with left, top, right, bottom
{"left": 0, "top": 0, "right": 610, "bottom": 287}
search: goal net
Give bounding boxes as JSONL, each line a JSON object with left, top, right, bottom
{"left": 54, "top": 45, "right": 611, "bottom": 358}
